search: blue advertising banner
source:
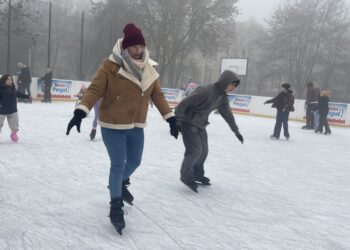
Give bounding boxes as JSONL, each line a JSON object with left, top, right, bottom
{"left": 328, "top": 102, "right": 347, "bottom": 124}
{"left": 161, "top": 88, "right": 180, "bottom": 106}
{"left": 37, "top": 79, "right": 72, "bottom": 98}
{"left": 228, "top": 94, "right": 252, "bottom": 113}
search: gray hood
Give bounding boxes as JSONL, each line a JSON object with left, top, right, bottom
{"left": 214, "top": 70, "right": 240, "bottom": 92}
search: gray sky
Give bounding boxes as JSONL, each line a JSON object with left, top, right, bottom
{"left": 236, "top": 0, "right": 280, "bottom": 23}
{"left": 236, "top": 0, "right": 350, "bottom": 23}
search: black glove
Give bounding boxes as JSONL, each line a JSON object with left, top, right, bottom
{"left": 235, "top": 132, "right": 244, "bottom": 144}
{"left": 166, "top": 116, "right": 178, "bottom": 139}
{"left": 66, "top": 109, "right": 86, "bottom": 135}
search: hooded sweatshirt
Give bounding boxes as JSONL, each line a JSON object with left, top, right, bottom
{"left": 175, "top": 70, "right": 240, "bottom": 133}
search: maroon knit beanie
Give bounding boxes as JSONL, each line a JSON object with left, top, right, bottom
{"left": 121, "top": 23, "right": 146, "bottom": 49}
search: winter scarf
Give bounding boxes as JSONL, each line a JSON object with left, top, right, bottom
{"left": 109, "top": 38, "right": 149, "bottom": 81}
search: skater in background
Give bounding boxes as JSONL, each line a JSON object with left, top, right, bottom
{"left": 17, "top": 62, "right": 32, "bottom": 103}
{"left": 40, "top": 68, "right": 53, "bottom": 103}
{"left": 90, "top": 98, "right": 102, "bottom": 140}
{"left": 66, "top": 23, "right": 178, "bottom": 235}
{"left": 175, "top": 70, "right": 243, "bottom": 192}
{"left": 183, "top": 81, "right": 198, "bottom": 97}
{"left": 0, "top": 74, "right": 31, "bottom": 142}
{"left": 264, "top": 83, "right": 295, "bottom": 140}
{"left": 315, "top": 90, "right": 331, "bottom": 135}
{"left": 302, "top": 81, "right": 320, "bottom": 129}
{"left": 74, "top": 84, "right": 87, "bottom": 108}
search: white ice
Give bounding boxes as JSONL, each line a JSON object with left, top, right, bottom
{"left": 0, "top": 102, "right": 349, "bottom": 250}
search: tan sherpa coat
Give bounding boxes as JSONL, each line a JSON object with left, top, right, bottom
{"left": 77, "top": 59, "right": 174, "bottom": 129}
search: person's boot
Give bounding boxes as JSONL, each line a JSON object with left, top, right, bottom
{"left": 109, "top": 198, "right": 125, "bottom": 235}
{"left": 194, "top": 176, "right": 211, "bottom": 185}
{"left": 122, "top": 178, "right": 134, "bottom": 205}
{"left": 90, "top": 129, "right": 96, "bottom": 140}
{"left": 10, "top": 132, "right": 19, "bottom": 142}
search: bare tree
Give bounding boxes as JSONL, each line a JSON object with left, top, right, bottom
{"left": 86, "top": 0, "right": 238, "bottom": 86}
{"left": 262, "top": 0, "right": 349, "bottom": 98}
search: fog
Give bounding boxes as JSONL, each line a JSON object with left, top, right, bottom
{"left": 1, "top": 0, "right": 349, "bottom": 102}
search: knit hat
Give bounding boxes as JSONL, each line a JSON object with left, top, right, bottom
{"left": 121, "top": 23, "right": 146, "bottom": 49}
{"left": 281, "top": 83, "right": 290, "bottom": 90}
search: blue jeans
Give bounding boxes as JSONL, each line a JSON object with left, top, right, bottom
{"left": 273, "top": 110, "right": 290, "bottom": 138}
{"left": 101, "top": 127, "right": 144, "bottom": 199}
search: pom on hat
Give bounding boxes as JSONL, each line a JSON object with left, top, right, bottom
{"left": 122, "top": 23, "right": 146, "bottom": 49}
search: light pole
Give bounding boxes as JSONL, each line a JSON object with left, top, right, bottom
{"left": 6, "top": 0, "right": 12, "bottom": 72}
{"left": 79, "top": 11, "right": 85, "bottom": 80}
{"left": 47, "top": 2, "right": 52, "bottom": 68}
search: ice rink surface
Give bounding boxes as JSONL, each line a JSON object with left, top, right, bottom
{"left": 1, "top": 102, "right": 349, "bottom": 250}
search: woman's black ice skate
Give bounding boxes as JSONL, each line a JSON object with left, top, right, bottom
{"left": 122, "top": 178, "right": 134, "bottom": 205}
{"left": 109, "top": 198, "right": 125, "bottom": 235}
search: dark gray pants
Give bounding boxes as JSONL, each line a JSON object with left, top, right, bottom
{"left": 180, "top": 123, "right": 208, "bottom": 183}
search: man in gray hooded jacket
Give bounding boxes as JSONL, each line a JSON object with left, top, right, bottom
{"left": 175, "top": 70, "right": 244, "bottom": 192}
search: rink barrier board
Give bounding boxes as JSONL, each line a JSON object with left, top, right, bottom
{"left": 6, "top": 76, "right": 350, "bottom": 127}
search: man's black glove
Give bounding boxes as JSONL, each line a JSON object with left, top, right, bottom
{"left": 66, "top": 109, "right": 86, "bottom": 135}
{"left": 235, "top": 132, "right": 244, "bottom": 144}
{"left": 166, "top": 116, "right": 178, "bottom": 139}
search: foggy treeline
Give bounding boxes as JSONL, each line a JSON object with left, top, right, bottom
{"left": 1, "top": 0, "right": 350, "bottom": 102}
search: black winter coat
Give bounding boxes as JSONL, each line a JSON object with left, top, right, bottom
{"left": 318, "top": 96, "right": 329, "bottom": 115}
{"left": 19, "top": 66, "right": 32, "bottom": 83}
{"left": 265, "top": 90, "right": 295, "bottom": 112}
{"left": 0, "top": 84, "right": 29, "bottom": 114}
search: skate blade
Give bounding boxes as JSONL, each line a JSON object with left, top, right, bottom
{"left": 185, "top": 184, "right": 198, "bottom": 192}
{"left": 112, "top": 223, "right": 124, "bottom": 236}
{"left": 123, "top": 199, "right": 133, "bottom": 206}
{"left": 196, "top": 182, "right": 211, "bottom": 186}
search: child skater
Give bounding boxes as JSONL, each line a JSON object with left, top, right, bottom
{"left": 75, "top": 84, "right": 87, "bottom": 108}
{"left": 315, "top": 90, "right": 331, "bottom": 135}
{"left": 0, "top": 74, "right": 31, "bottom": 142}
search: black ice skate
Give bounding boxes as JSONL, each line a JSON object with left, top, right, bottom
{"left": 109, "top": 198, "right": 125, "bottom": 235}
{"left": 122, "top": 178, "right": 134, "bottom": 206}
{"left": 107, "top": 180, "right": 134, "bottom": 206}
{"left": 181, "top": 179, "right": 198, "bottom": 192}
{"left": 90, "top": 129, "right": 96, "bottom": 140}
{"left": 194, "top": 176, "right": 211, "bottom": 185}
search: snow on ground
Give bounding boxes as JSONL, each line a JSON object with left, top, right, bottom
{"left": 0, "top": 102, "right": 349, "bottom": 250}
